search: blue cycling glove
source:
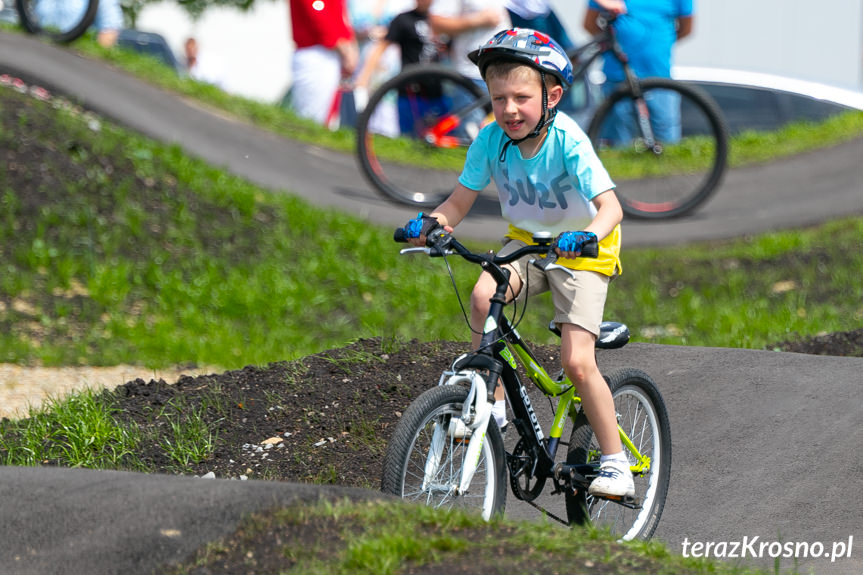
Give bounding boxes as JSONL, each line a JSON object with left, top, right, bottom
{"left": 555, "top": 231, "right": 597, "bottom": 254}
{"left": 404, "top": 212, "right": 440, "bottom": 239}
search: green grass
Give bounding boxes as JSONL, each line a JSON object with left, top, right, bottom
{"left": 166, "top": 498, "right": 781, "bottom": 575}
{"left": 1, "top": 71, "right": 862, "bottom": 370}
{"left": 0, "top": 388, "right": 145, "bottom": 469}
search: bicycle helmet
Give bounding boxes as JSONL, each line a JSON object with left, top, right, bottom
{"left": 468, "top": 28, "right": 574, "bottom": 160}
{"left": 468, "top": 28, "right": 573, "bottom": 89}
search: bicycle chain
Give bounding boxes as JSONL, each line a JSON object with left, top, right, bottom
{"left": 507, "top": 438, "right": 571, "bottom": 526}
{"left": 523, "top": 497, "right": 570, "bottom": 526}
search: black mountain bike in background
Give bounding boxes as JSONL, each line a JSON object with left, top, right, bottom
{"left": 15, "top": 0, "right": 99, "bottom": 43}
{"left": 356, "top": 13, "right": 728, "bottom": 219}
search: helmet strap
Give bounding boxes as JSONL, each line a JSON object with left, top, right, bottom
{"left": 498, "top": 71, "right": 558, "bottom": 162}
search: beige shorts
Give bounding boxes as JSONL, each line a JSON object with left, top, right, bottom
{"left": 498, "top": 239, "right": 610, "bottom": 337}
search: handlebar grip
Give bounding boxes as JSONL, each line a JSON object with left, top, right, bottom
{"left": 394, "top": 227, "right": 409, "bottom": 243}
{"left": 581, "top": 237, "right": 599, "bottom": 258}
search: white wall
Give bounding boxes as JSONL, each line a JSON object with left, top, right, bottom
{"left": 553, "top": 0, "right": 863, "bottom": 89}
{"left": 135, "top": 1, "right": 291, "bottom": 103}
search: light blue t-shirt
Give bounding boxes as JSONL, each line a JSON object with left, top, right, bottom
{"left": 459, "top": 112, "right": 615, "bottom": 237}
{"left": 588, "top": 0, "right": 693, "bottom": 82}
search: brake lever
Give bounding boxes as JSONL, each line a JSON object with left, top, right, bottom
{"left": 399, "top": 247, "right": 431, "bottom": 255}
{"left": 539, "top": 261, "right": 578, "bottom": 279}
{"left": 399, "top": 247, "right": 456, "bottom": 257}
{"left": 529, "top": 251, "right": 578, "bottom": 279}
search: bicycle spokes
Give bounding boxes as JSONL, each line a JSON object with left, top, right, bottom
{"left": 355, "top": 64, "right": 492, "bottom": 207}
{"left": 589, "top": 78, "right": 728, "bottom": 218}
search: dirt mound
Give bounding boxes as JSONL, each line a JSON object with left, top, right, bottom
{"left": 771, "top": 328, "right": 863, "bottom": 356}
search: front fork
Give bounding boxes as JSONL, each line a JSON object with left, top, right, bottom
{"left": 424, "top": 369, "right": 493, "bottom": 495}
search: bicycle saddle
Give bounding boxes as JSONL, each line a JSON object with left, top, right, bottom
{"left": 547, "top": 321, "right": 630, "bottom": 349}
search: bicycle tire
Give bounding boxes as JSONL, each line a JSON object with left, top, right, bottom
{"left": 588, "top": 77, "right": 728, "bottom": 219}
{"left": 565, "top": 368, "right": 671, "bottom": 540}
{"left": 16, "top": 0, "right": 100, "bottom": 43}
{"left": 381, "top": 384, "right": 507, "bottom": 520}
{"left": 355, "top": 64, "right": 491, "bottom": 208}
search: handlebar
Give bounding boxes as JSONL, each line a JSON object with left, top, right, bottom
{"left": 596, "top": 10, "right": 620, "bottom": 30}
{"left": 394, "top": 227, "right": 598, "bottom": 275}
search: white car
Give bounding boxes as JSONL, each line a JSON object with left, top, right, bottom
{"left": 673, "top": 66, "right": 863, "bottom": 133}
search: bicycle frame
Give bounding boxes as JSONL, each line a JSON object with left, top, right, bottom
{"left": 431, "top": 257, "right": 651, "bottom": 497}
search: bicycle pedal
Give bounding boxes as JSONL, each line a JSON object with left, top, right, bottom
{"left": 601, "top": 494, "right": 642, "bottom": 509}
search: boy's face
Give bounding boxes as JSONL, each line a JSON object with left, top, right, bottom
{"left": 487, "top": 70, "right": 560, "bottom": 142}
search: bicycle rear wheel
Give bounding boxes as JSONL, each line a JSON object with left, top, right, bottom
{"left": 565, "top": 368, "right": 671, "bottom": 540}
{"left": 588, "top": 77, "right": 728, "bottom": 219}
{"left": 355, "top": 64, "right": 491, "bottom": 208}
{"left": 16, "top": 0, "right": 99, "bottom": 43}
{"left": 381, "top": 384, "right": 507, "bottom": 520}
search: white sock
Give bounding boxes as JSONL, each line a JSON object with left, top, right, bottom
{"left": 491, "top": 399, "right": 507, "bottom": 429}
{"left": 600, "top": 451, "right": 630, "bottom": 465}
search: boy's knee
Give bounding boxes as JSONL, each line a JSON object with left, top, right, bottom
{"left": 563, "top": 362, "right": 589, "bottom": 385}
{"left": 562, "top": 355, "right": 599, "bottom": 386}
{"left": 470, "top": 282, "right": 493, "bottom": 313}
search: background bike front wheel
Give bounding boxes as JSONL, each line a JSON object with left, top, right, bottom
{"left": 15, "top": 0, "right": 99, "bottom": 43}
{"left": 588, "top": 77, "right": 729, "bottom": 219}
{"left": 565, "top": 368, "right": 671, "bottom": 540}
{"left": 381, "top": 385, "right": 507, "bottom": 520}
{"left": 355, "top": 64, "right": 491, "bottom": 208}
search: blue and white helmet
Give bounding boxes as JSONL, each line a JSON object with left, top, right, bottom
{"left": 468, "top": 28, "right": 573, "bottom": 89}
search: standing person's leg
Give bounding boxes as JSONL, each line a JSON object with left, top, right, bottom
{"left": 645, "top": 88, "right": 682, "bottom": 142}
{"left": 599, "top": 82, "right": 637, "bottom": 145}
{"left": 544, "top": 9, "right": 575, "bottom": 52}
{"left": 290, "top": 46, "right": 341, "bottom": 125}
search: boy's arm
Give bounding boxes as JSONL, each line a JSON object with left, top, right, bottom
{"left": 584, "top": 189, "right": 623, "bottom": 240}
{"left": 430, "top": 183, "right": 481, "bottom": 230}
{"left": 555, "top": 189, "right": 621, "bottom": 258}
{"left": 405, "top": 183, "right": 479, "bottom": 246}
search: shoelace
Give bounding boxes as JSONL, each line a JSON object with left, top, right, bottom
{"left": 597, "top": 467, "right": 622, "bottom": 479}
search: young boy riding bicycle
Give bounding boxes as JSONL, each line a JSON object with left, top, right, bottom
{"left": 402, "top": 28, "right": 633, "bottom": 498}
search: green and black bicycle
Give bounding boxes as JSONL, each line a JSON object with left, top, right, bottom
{"left": 381, "top": 227, "right": 671, "bottom": 540}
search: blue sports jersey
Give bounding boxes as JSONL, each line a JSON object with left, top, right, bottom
{"left": 588, "top": 0, "right": 693, "bottom": 82}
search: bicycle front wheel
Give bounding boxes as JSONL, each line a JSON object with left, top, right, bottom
{"left": 588, "top": 77, "right": 728, "bottom": 219}
{"left": 381, "top": 385, "right": 507, "bottom": 520}
{"left": 355, "top": 64, "right": 491, "bottom": 208}
{"left": 16, "top": 0, "right": 99, "bottom": 43}
{"left": 565, "top": 368, "right": 671, "bottom": 540}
